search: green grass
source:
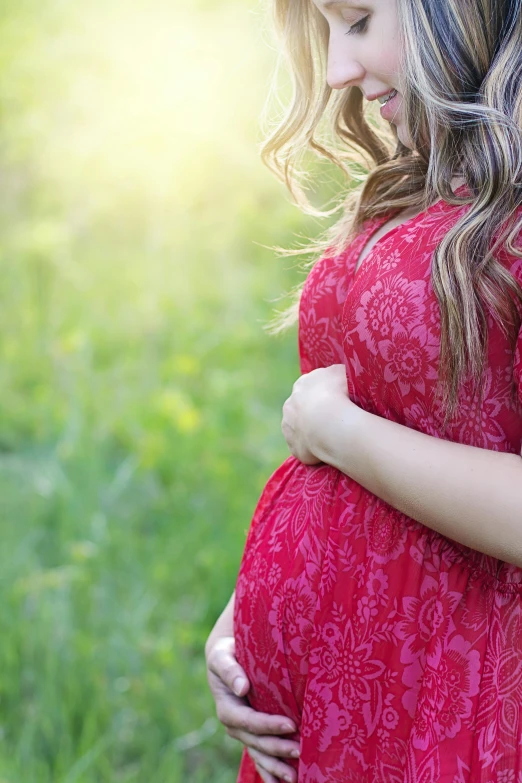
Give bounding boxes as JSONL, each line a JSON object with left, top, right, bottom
{"left": 0, "top": 0, "right": 343, "bottom": 779}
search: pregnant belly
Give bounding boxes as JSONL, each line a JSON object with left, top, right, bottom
{"left": 233, "top": 457, "right": 360, "bottom": 724}
{"left": 233, "top": 456, "right": 522, "bottom": 782}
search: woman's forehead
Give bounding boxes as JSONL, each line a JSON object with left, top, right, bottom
{"left": 318, "top": 0, "right": 381, "bottom": 7}
{"left": 313, "top": 0, "right": 388, "bottom": 15}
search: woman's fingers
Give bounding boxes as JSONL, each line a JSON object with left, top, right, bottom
{"left": 254, "top": 765, "right": 279, "bottom": 783}
{"left": 255, "top": 764, "right": 279, "bottom": 783}
{"left": 208, "top": 660, "right": 296, "bottom": 738}
{"left": 206, "top": 633, "right": 299, "bottom": 777}
{"left": 248, "top": 747, "right": 297, "bottom": 783}
{"left": 206, "top": 637, "right": 250, "bottom": 697}
{"left": 212, "top": 681, "right": 296, "bottom": 737}
{"left": 226, "top": 727, "right": 300, "bottom": 759}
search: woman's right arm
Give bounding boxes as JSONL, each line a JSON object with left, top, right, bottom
{"left": 205, "top": 591, "right": 300, "bottom": 783}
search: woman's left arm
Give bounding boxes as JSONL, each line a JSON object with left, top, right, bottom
{"left": 282, "top": 365, "right": 522, "bottom": 568}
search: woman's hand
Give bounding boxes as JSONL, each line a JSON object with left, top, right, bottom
{"left": 206, "top": 636, "right": 300, "bottom": 783}
{"left": 282, "top": 364, "right": 352, "bottom": 464}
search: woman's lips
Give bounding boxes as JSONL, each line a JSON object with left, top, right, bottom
{"left": 380, "top": 90, "right": 401, "bottom": 122}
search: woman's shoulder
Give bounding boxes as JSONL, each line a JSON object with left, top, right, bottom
{"left": 305, "top": 226, "right": 373, "bottom": 283}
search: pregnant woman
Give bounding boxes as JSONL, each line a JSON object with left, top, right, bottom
{"left": 206, "top": 0, "right": 522, "bottom": 781}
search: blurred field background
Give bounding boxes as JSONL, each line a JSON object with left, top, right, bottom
{"left": 0, "top": 0, "right": 378, "bottom": 780}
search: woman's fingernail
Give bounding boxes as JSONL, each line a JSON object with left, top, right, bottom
{"left": 233, "top": 677, "right": 246, "bottom": 695}
{"left": 281, "top": 723, "right": 295, "bottom": 732}
{"left": 290, "top": 748, "right": 300, "bottom": 758}
{"left": 284, "top": 776, "right": 293, "bottom": 783}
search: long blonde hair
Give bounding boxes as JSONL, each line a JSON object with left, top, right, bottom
{"left": 263, "top": 0, "right": 522, "bottom": 425}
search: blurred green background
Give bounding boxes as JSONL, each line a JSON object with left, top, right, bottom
{"left": 0, "top": 0, "right": 341, "bottom": 780}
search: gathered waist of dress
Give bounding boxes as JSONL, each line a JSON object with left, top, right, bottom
{"left": 247, "top": 455, "right": 522, "bottom": 594}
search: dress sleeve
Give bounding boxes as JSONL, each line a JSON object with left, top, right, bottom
{"left": 298, "top": 250, "right": 349, "bottom": 375}
{"left": 298, "top": 321, "right": 315, "bottom": 375}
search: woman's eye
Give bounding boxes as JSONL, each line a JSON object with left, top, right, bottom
{"left": 345, "top": 15, "right": 370, "bottom": 35}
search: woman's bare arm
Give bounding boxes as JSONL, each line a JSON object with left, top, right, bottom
{"left": 317, "top": 401, "right": 522, "bottom": 566}
{"left": 283, "top": 365, "right": 522, "bottom": 568}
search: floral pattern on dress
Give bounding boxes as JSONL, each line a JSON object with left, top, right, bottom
{"left": 234, "top": 188, "right": 522, "bottom": 782}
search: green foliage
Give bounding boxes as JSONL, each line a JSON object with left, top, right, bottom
{"left": 0, "top": 0, "right": 348, "bottom": 780}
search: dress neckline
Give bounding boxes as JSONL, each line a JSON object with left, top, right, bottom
{"left": 350, "top": 183, "right": 470, "bottom": 284}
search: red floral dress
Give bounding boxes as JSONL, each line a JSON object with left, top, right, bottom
{"left": 233, "top": 186, "right": 522, "bottom": 783}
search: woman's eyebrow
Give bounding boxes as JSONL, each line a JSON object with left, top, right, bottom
{"left": 323, "top": 0, "right": 367, "bottom": 7}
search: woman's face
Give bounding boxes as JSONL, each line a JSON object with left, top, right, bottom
{"left": 311, "top": 0, "right": 412, "bottom": 148}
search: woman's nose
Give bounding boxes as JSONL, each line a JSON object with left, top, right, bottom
{"left": 326, "top": 37, "right": 365, "bottom": 90}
